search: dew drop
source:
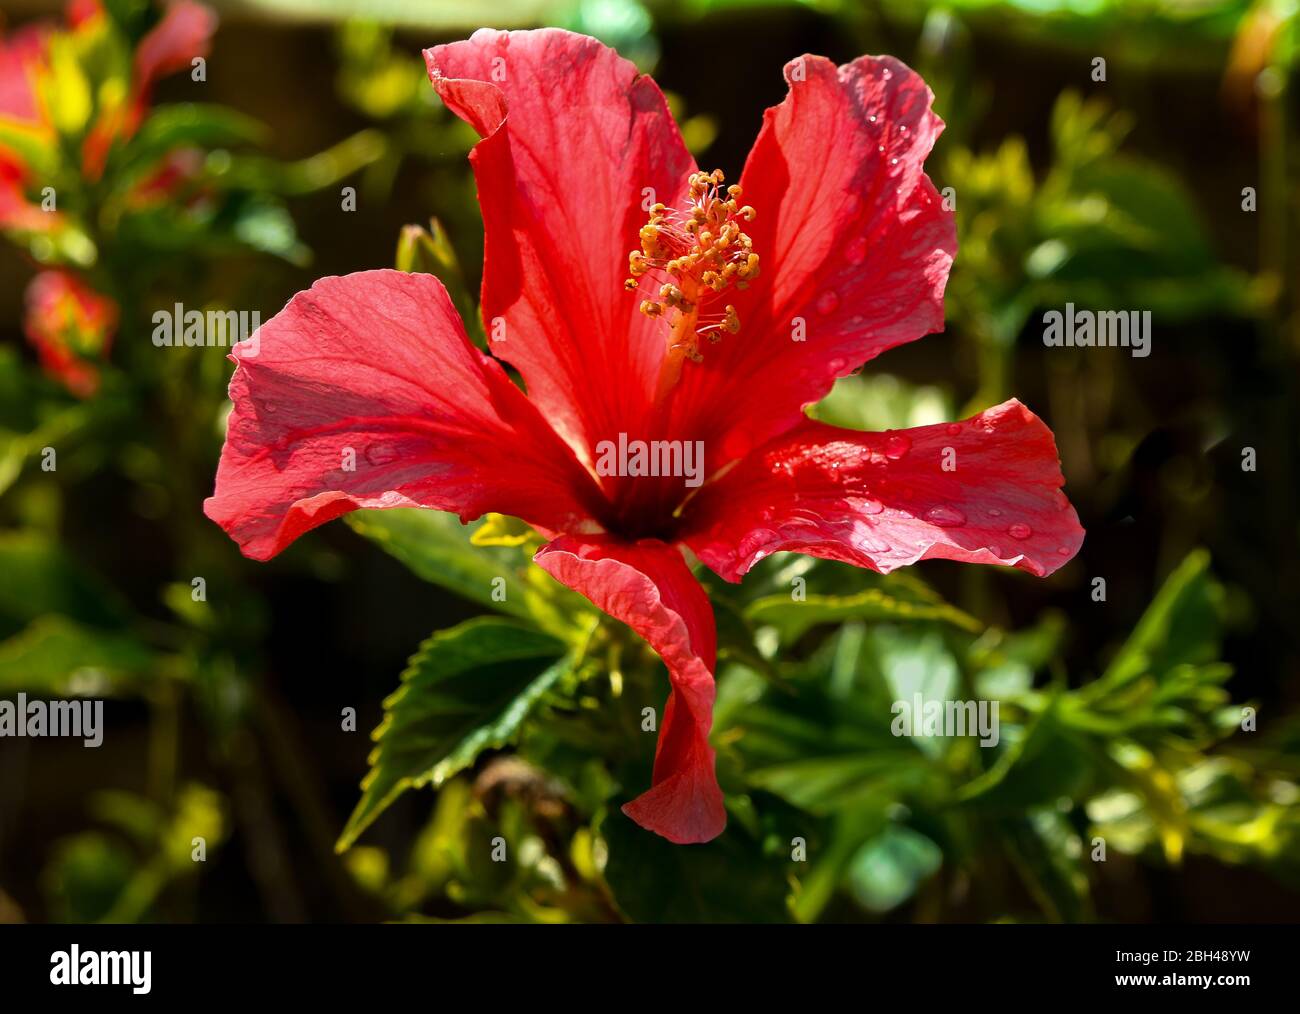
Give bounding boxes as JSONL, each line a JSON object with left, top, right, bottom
{"left": 946, "top": 423, "right": 961, "bottom": 436}
{"left": 890, "top": 157, "right": 899, "bottom": 167}
{"left": 1056, "top": 546, "right": 1072, "bottom": 556}
{"left": 366, "top": 443, "right": 399, "bottom": 466}
{"left": 987, "top": 508, "right": 1002, "bottom": 518}
{"left": 868, "top": 114, "right": 877, "bottom": 123}
{"left": 925, "top": 505, "right": 966, "bottom": 528}
{"left": 1008, "top": 522, "right": 1032, "bottom": 540}
{"left": 845, "top": 236, "right": 868, "bottom": 265}
{"left": 862, "top": 497, "right": 884, "bottom": 515}
{"left": 884, "top": 434, "right": 911, "bottom": 460}
{"left": 816, "top": 290, "right": 840, "bottom": 315}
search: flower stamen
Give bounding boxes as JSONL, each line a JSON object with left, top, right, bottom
{"left": 626, "top": 169, "right": 758, "bottom": 388}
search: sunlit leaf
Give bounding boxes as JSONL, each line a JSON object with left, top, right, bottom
{"left": 337, "top": 618, "right": 570, "bottom": 851}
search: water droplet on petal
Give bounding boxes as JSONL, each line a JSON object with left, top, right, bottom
{"left": 1056, "top": 546, "right": 1072, "bottom": 556}
{"left": 925, "top": 505, "right": 966, "bottom": 528}
{"left": 987, "top": 508, "right": 1002, "bottom": 518}
{"left": 868, "top": 114, "right": 877, "bottom": 123}
{"left": 1008, "top": 522, "right": 1032, "bottom": 540}
{"left": 946, "top": 423, "right": 961, "bottom": 436}
{"left": 862, "top": 497, "right": 884, "bottom": 515}
{"left": 989, "top": 545, "right": 1002, "bottom": 557}
{"left": 884, "top": 434, "right": 911, "bottom": 460}
{"left": 816, "top": 290, "right": 840, "bottom": 315}
{"left": 845, "top": 236, "right": 868, "bottom": 265}
{"left": 366, "top": 443, "right": 398, "bottom": 466}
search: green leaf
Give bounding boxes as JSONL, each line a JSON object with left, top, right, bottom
{"left": 337, "top": 618, "right": 569, "bottom": 851}
{"left": 725, "top": 628, "right": 950, "bottom": 814}
{"left": 747, "top": 586, "right": 981, "bottom": 642}
{"left": 124, "top": 104, "right": 267, "bottom": 172}
{"left": 347, "top": 508, "right": 586, "bottom": 637}
{"left": 1100, "top": 549, "right": 1222, "bottom": 687}
{"left": 346, "top": 508, "right": 534, "bottom": 619}
{"left": 845, "top": 823, "right": 943, "bottom": 913}
{"left": 601, "top": 814, "right": 790, "bottom": 923}
{"left": 0, "top": 615, "right": 155, "bottom": 695}
{"left": 0, "top": 531, "right": 128, "bottom": 631}
{"left": 955, "top": 696, "right": 1091, "bottom": 809}
{"left": 1002, "top": 809, "right": 1091, "bottom": 923}
{"left": 469, "top": 512, "right": 534, "bottom": 548}
{"left": 810, "top": 372, "right": 954, "bottom": 433}
{"left": 790, "top": 808, "right": 886, "bottom": 922}
{"left": 747, "top": 752, "right": 937, "bottom": 815}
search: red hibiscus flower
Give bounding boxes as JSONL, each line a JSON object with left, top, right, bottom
{"left": 205, "top": 29, "right": 1084, "bottom": 845}
{"left": 23, "top": 269, "right": 117, "bottom": 396}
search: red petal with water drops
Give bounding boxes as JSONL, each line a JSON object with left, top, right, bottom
{"left": 425, "top": 29, "right": 696, "bottom": 465}
{"left": 681, "top": 399, "right": 1084, "bottom": 581}
{"left": 533, "top": 534, "right": 726, "bottom": 844}
{"left": 204, "top": 270, "right": 599, "bottom": 561}
{"left": 665, "top": 54, "right": 955, "bottom": 468}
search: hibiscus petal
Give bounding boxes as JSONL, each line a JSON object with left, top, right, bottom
{"left": 204, "top": 270, "right": 598, "bottom": 561}
{"left": 424, "top": 28, "right": 695, "bottom": 464}
{"left": 682, "top": 399, "right": 1084, "bottom": 581}
{"left": 533, "top": 534, "right": 725, "bottom": 844}
{"left": 133, "top": 1, "right": 216, "bottom": 97}
{"left": 666, "top": 54, "right": 956, "bottom": 466}
{"left": 0, "top": 24, "right": 49, "bottom": 125}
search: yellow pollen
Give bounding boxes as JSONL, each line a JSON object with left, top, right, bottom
{"left": 625, "top": 167, "right": 760, "bottom": 383}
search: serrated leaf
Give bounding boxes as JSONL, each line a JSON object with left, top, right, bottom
{"left": 337, "top": 618, "right": 569, "bottom": 851}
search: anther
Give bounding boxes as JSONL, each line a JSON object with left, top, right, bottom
{"left": 625, "top": 166, "right": 760, "bottom": 378}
